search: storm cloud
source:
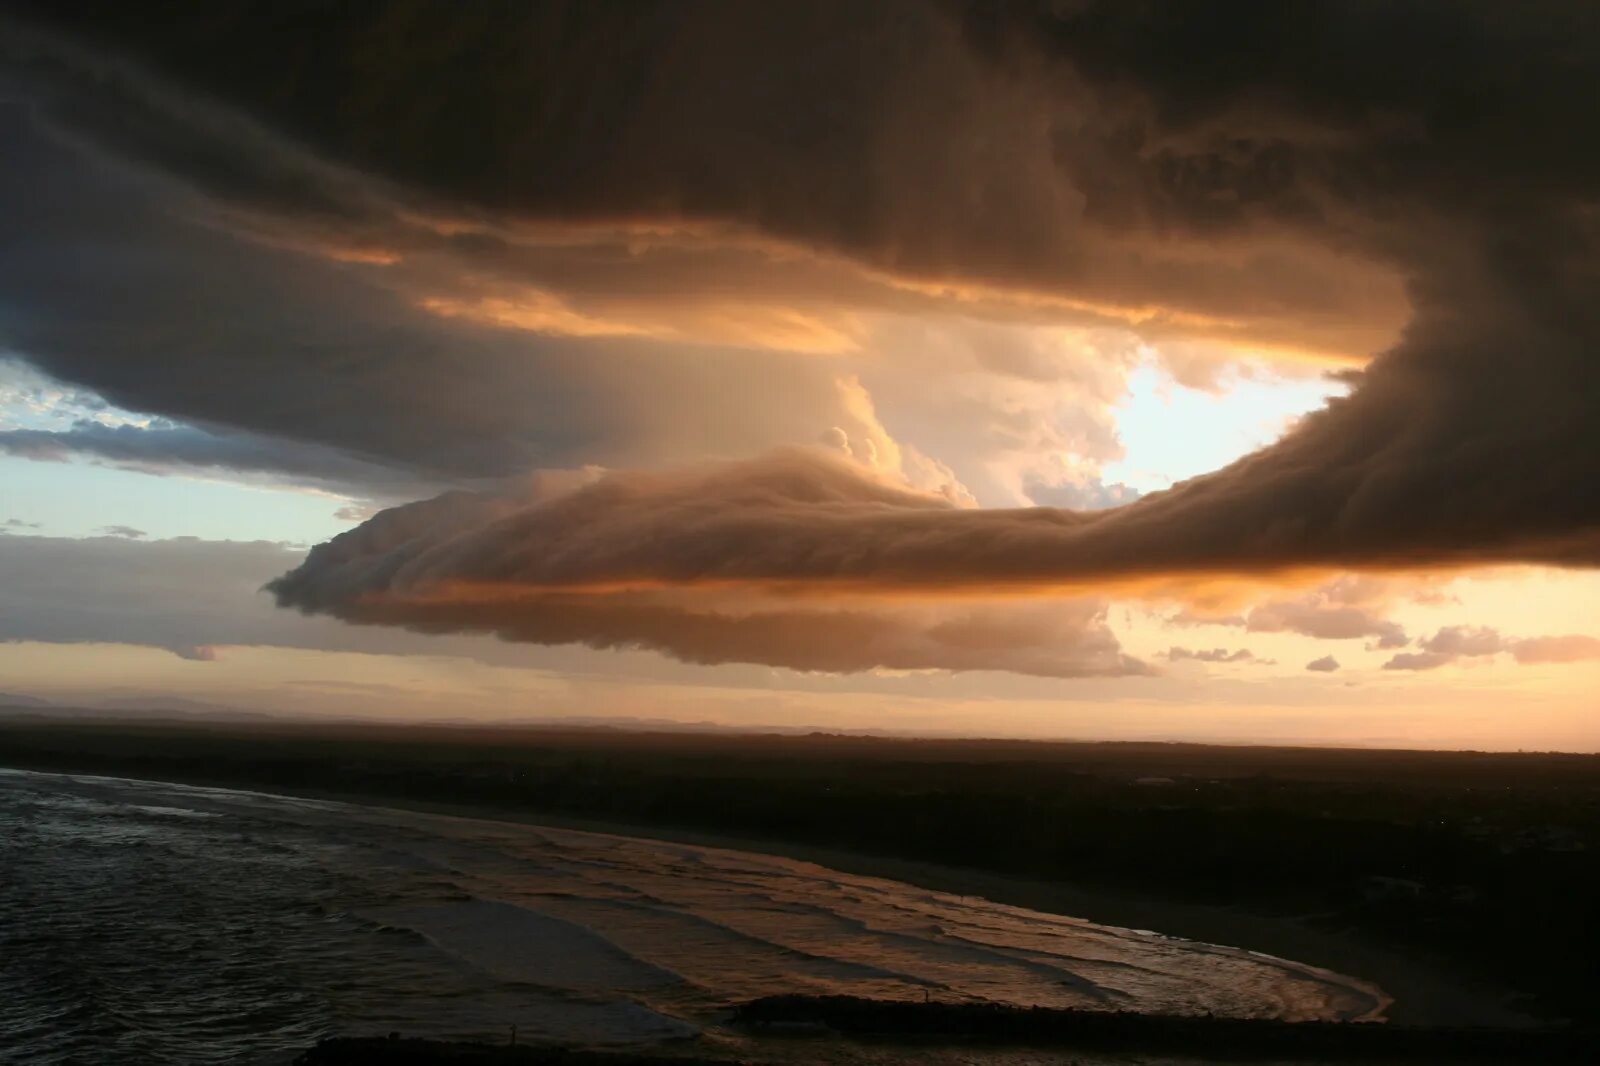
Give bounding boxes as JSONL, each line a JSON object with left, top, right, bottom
{"left": 267, "top": 451, "right": 1146, "bottom": 677}
{"left": 271, "top": 442, "right": 1597, "bottom": 606}
{"left": 0, "top": 419, "right": 449, "bottom": 502}
{"left": 0, "top": 1, "right": 1410, "bottom": 356}
{"left": 2, "top": 2, "right": 1599, "bottom": 670}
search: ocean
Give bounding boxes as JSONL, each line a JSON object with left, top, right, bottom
{"left": 0, "top": 768, "right": 1388, "bottom": 1064}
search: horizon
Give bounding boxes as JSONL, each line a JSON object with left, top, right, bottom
{"left": 6, "top": 698, "right": 1599, "bottom": 758}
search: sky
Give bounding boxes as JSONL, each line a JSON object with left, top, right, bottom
{"left": 1, "top": 1, "right": 1597, "bottom": 750}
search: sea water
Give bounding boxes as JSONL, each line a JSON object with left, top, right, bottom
{"left": 0, "top": 768, "right": 1388, "bottom": 1064}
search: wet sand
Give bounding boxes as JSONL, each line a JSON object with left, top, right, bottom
{"left": 284, "top": 788, "right": 1536, "bottom": 1030}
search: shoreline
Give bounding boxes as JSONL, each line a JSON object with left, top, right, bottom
{"left": 12, "top": 764, "right": 1534, "bottom": 1030}
{"left": 347, "top": 795, "right": 1531, "bottom": 1030}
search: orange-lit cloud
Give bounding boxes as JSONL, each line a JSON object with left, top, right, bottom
{"left": 270, "top": 444, "right": 1597, "bottom": 675}
{"left": 2, "top": 5, "right": 1413, "bottom": 375}
{"left": 418, "top": 290, "right": 863, "bottom": 355}
{"left": 1243, "top": 579, "right": 1409, "bottom": 648}
{"left": 348, "top": 584, "right": 1148, "bottom": 679}
{"left": 274, "top": 441, "right": 1600, "bottom": 605}
{"left": 418, "top": 294, "right": 651, "bottom": 340}
{"left": 1383, "top": 627, "right": 1600, "bottom": 671}
{"left": 4, "top": 3, "right": 1599, "bottom": 696}
{"left": 1512, "top": 635, "right": 1600, "bottom": 665}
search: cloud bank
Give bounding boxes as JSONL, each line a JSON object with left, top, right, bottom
{"left": 1, "top": 2, "right": 1597, "bottom": 672}
{"left": 268, "top": 450, "right": 1146, "bottom": 677}
{"left": 272, "top": 441, "right": 1598, "bottom": 607}
{"left": 1383, "top": 627, "right": 1600, "bottom": 671}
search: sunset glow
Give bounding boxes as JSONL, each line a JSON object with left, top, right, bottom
{"left": 2, "top": 2, "right": 1597, "bottom": 752}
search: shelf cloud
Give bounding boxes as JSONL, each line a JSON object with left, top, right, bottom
{"left": 3, "top": 2, "right": 1598, "bottom": 675}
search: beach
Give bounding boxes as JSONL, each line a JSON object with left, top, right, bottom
{"left": 254, "top": 782, "right": 1534, "bottom": 1030}
{"left": 5, "top": 767, "right": 1421, "bottom": 1064}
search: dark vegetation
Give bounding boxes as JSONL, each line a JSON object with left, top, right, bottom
{"left": 294, "top": 1035, "right": 732, "bottom": 1065}
{"left": 3, "top": 712, "right": 1598, "bottom": 1021}
{"left": 735, "top": 994, "right": 1598, "bottom": 1061}
{"left": 293, "top": 998, "right": 1600, "bottom": 1066}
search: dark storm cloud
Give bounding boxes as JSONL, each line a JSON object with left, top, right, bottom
{"left": 0, "top": 2, "right": 1202, "bottom": 270}
{"left": 2, "top": 2, "right": 1599, "bottom": 630}
{"left": 272, "top": 446, "right": 1597, "bottom": 613}
{"left": 0, "top": 100, "right": 902, "bottom": 495}
{"left": 0, "top": 1, "right": 1406, "bottom": 355}
{"left": 0, "top": 106, "right": 599, "bottom": 482}
{"left": 0, "top": 419, "right": 445, "bottom": 501}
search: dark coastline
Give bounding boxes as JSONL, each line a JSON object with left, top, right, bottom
{"left": 294, "top": 1036, "right": 733, "bottom": 1064}
{"left": 4, "top": 713, "right": 1596, "bottom": 1027}
{"left": 292, "top": 995, "right": 1600, "bottom": 1066}
{"left": 734, "top": 995, "right": 1598, "bottom": 1061}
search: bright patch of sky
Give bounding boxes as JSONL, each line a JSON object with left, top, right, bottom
{"left": 1, "top": 358, "right": 350, "bottom": 544}
{"left": 1, "top": 455, "right": 351, "bottom": 543}
{"left": 0, "top": 356, "right": 145, "bottom": 431}
{"left": 1103, "top": 358, "right": 1348, "bottom": 492}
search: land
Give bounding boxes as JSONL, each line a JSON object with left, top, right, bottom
{"left": 294, "top": 1036, "right": 737, "bottom": 1065}
{"left": 733, "top": 995, "right": 1599, "bottom": 1061}
{"left": 3, "top": 710, "right": 1597, "bottom": 1028}
{"left": 292, "top": 998, "right": 1600, "bottom": 1066}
